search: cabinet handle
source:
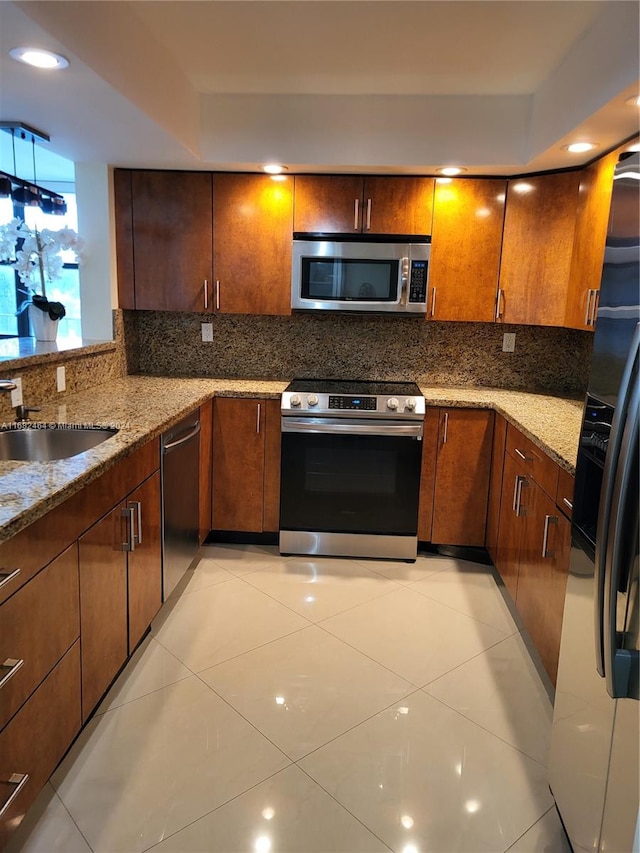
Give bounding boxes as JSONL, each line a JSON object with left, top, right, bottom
{"left": 590, "top": 289, "right": 600, "bottom": 326}
{"left": 203, "top": 280, "right": 209, "bottom": 310}
{"left": 0, "top": 773, "right": 29, "bottom": 818}
{"left": 514, "top": 448, "right": 531, "bottom": 462}
{"left": 542, "top": 514, "right": 558, "bottom": 558}
{"left": 130, "top": 500, "right": 143, "bottom": 546}
{"left": 256, "top": 403, "right": 261, "bottom": 434}
{"left": 442, "top": 411, "right": 448, "bottom": 444}
{"left": 513, "top": 475, "right": 528, "bottom": 516}
{"left": 430, "top": 287, "right": 437, "bottom": 317}
{"left": 354, "top": 198, "right": 360, "bottom": 231}
{"left": 215, "top": 280, "right": 220, "bottom": 311}
{"left": 365, "top": 198, "right": 372, "bottom": 231}
{"left": 495, "top": 288, "right": 503, "bottom": 321}
{"left": 584, "top": 289, "right": 593, "bottom": 326}
{"left": 0, "top": 568, "right": 20, "bottom": 590}
{"left": 122, "top": 506, "right": 135, "bottom": 552}
{"left": 562, "top": 497, "right": 573, "bottom": 511}
{"left": 0, "top": 658, "right": 24, "bottom": 690}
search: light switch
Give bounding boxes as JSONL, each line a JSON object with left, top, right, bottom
{"left": 57, "top": 365, "right": 66, "bottom": 392}
{"left": 502, "top": 333, "right": 516, "bottom": 353}
{"left": 201, "top": 323, "right": 213, "bottom": 343}
{"left": 10, "top": 377, "right": 22, "bottom": 407}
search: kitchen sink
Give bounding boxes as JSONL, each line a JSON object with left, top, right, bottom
{"left": 0, "top": 425, "right": 118, "bottom": 461}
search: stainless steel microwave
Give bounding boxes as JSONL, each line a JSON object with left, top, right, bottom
{"left": 291, "top": 235, "right": 430, "bottom": 314}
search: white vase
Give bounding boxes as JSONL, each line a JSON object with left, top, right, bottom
{"left": 29, "top": 304, "right": 59, "bottom": 342}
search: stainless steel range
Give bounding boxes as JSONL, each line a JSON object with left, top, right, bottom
{"left": 279, "top": 379, "right": 425, "bottom": 561}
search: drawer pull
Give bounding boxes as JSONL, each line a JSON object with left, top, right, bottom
{"left": 562, "top": 497, "right": 573, "bottom": 511}
{"left": 130, "top": 500, "right": 143, "bottom": 546}
{"left": 122, "top": 506, "right": 135, "bottom": 552}
{"left": 542, "top": 514, "right": 558, "bottom": 558}
{"left": 0, "top": 568, "right": 20, "bottom": 590}
{"left": 0, "top": 773, "right": 29, "bottom": 818}
{"left": 0, "top": 658, "right": 24, "bottom": 690}
{"left": 514, "top": 448, "right": 531, "bottom": 462}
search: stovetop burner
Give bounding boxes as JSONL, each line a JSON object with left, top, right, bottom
{"left": 282, "top": 378, "right": 425, "bottom": 419}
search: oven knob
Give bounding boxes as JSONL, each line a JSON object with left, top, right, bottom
{"left": 405, "top": 397, "right": 417, "bottom": 410}
{"left": 290, "top": 394, "right": 301, "bottom": 407}
{"left": 307, "top": 394, "right": 319, "bottom": 407}
{"left": 387, "top": 397, "right": 399, "bottom": 410}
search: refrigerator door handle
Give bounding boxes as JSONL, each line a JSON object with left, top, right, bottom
{"left": 603, "top": 364, "right": 639, "bottom": 699}
{"left": 594, "top": 322, "right": 640, "bottom": 677}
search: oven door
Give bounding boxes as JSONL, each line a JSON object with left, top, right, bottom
{"left": 279, "top": 417, "right": 423, "bottom": 538}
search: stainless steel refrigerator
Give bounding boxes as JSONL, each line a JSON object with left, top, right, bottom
{"left": 548, "top": 151, "right": 640, "bottom": 852}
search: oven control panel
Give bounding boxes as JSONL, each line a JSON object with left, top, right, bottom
{"left": 329, "top": 395, "right": 376, "bottom": 410}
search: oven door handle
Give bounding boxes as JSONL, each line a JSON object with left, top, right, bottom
{"left": 281, "top": 417, "right": 423, "bottom": 438}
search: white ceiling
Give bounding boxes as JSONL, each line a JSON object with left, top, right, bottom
{"left": 0, "top": 0, "right": 638, "bottom": 182}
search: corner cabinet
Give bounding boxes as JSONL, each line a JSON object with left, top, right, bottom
{"left": 212, "top": 397, "right": 281, "bottom": 534}
{"left": 428, "top": 178, "right": 506, "bottom": 322}
{"left": 293, "top": 175, "right": 434, "bottom": 234}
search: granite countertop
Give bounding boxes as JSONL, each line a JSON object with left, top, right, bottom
{"left": 0, "top": 375, "right": 582, "bottom": 544}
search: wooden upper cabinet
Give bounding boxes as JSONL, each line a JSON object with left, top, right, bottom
{"left": 130, "top": 171, "right": 213, "bottom": 312}
{"left": 565, "top": 150, "right": 618, "bottom": 330}
{"left": 293, "top": 175, "right": 434, "bottom": 234}
{"left": 429, "top": 178, "right": 506, "bottom": 322}
{"left": 213, "top": 174, "right": 293, "bottom": 315}
{"left": 498, "top": 171, "right": 581, "bottom": 326}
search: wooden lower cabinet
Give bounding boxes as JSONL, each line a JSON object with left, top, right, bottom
{"left": 79, "top": 504, "right": 129, "bottom": 722}
{"left": 485, "top": 415, "right": 508, "bottom": 561}
{"left": 212, "top": 397, "right": 281, "bottom": 533}
{"left": 431, "top": 409, "right": 494, "bottom": 546}
{"left": 199, "top": 400, "right": 214, "bottom": 543}
{"left": 0, "top": 642, "right": 82, "bottom": 848}
{"left": 417, "top": 409, "right": 440, "bottom": 541}
{"left": 127, "top": 471, "right": 162, "bottom": 653}
{"left": 494, "top": 449, "right": 529, "bottom": 601}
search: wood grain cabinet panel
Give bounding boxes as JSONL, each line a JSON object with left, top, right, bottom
{"left": 213, "top": 174, "right": 293, "bottom": 315}
{"left": 0, "top": 642, "right": 81, "bottom": 848}
{"left": 293, "top": 176, "right": 365, "bottom": 233}
{"left": 494, "top": 449, "right": 529, "bottom": 602}
{"left": 417, "top": 408, "right": 440, "bottom": 542}
{"left": 199, "top": 399, "right": 214, "bottom": 542}
{"left": 429, "top": 178, "right": 506, "bottom": 322}
{"left": 0, "top": 545, "right": 79, "bottom": 731}
{"left": 498, "top": 171, "right": 581, "bottom": 326}
{"left": 431, "top": 409, "right": 494, "bottom": 547}
{"left": 79, "top": 504, "right": 129, "bottom": 721}
{"left": 486, "top": 414, "right": 508, "bottom": 561}
{"left": 130, "top": 170, "right": 213, "bottom": 312}
{"left": 263, "top": 399, "right": 282, "bottom": 534}
{"left": 127, "top": 471, "right": 162, "bottom": 653}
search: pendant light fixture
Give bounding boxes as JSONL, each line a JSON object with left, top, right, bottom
{"left": 0, "top": 122, "right": 67, "bottom": 215}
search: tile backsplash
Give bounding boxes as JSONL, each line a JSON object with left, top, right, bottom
{"left": 131, "top": 310, "right": 593, "bottom": 397}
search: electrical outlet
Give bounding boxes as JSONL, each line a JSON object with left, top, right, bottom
{"left": 201, "top": 322, "right": 213, "bottom": 343}
{"left": 502, "top": 333, "right": 516, "bottom": 353}
{"left": 56, "top": 365, "right": 66, "bottom": 392}
{"left": 10, "top": 377, "right": 22, "bottom": 407}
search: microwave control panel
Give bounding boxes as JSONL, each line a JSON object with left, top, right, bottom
{"left": 408, "top": 260, "right": 428, "bottom": 303}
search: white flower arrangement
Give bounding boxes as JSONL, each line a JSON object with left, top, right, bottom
{"left": 0, "top": 218, "right": 84, "bottom": 320}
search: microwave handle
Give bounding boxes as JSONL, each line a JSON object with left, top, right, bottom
{"left": 399, "top": 257, "right": 409, "bottom": 306}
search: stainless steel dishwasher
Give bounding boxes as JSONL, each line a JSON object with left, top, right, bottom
{"left": 161, "top": 411, "right": 201, "bottom": 599}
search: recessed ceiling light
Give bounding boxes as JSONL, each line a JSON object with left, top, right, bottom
{"left": 625, "top": 95, "right": 640, "bottom": 107}
{"left": 9, "top": 47, "right": 69, "bottom": 70}
{"left": 562, "top": 142, "right": 598, "bottom": 154}
{"left": 263, "top": 163, "right": 287, "bottom": 175}
{"left": 437, "top": 166, "right": 466, "bottom": 177}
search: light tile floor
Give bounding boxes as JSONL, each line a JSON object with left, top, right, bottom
{"left": 7, "top": 545, "right": 573, "bottom": 853}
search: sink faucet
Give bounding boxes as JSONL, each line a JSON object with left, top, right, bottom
{"left": 15, "top": 405, "right": 42, "bottom": 423}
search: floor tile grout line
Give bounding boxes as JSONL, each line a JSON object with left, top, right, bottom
{"left": 503, "top": 805, "right": 564, "bottom": 853}
{"left": 45, "top": 785, "right": 96, "bottom": 853}
{"left": 406, "top": 580, "right": 518, "bottom": 635}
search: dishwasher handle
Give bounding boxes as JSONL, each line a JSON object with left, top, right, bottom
{"left": 162, "top": 421, "right": 201, "bottom": 453}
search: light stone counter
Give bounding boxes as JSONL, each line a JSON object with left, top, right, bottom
{"left": 0, "top": 376, "right": 582, "bottom": 543}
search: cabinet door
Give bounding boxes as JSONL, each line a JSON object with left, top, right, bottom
{"left": 213, "top": 174, "right": 293, "bottom": 315}
{"left": 417, "top": 408, "right": 440, "bottom": 541}
{"left": 516, "top": 484, "right": 571, "bottom": 684}
{"left": 293, "top": 176, "right": 364, "bottom": 233}
{"left": 212, "top": 398, "right": 265, "bottom": 532}
{"left": 494, "top": 451, "right": 528, "bottom": 601}
{"left": 0, "top": 643, "right": 81, "bottom": 849}
{"left": 498, "top": 171, "right": 581, "bottom": 326}
{"left": 79, "top": 504, "right": 129, "bottom": 721}
{"left": 131, "top": 171, "right": 213, "bottom": 312}
{"left": 0, "top": 545, "right": 79, "bottom": 731}
{"left": 429, "top": 178, "right": 505, "bottom": 322}
{"left": 363, "top": 177, "right": 434, "bottom": 235}
{"left": 127, "top": 472, "right": 162, "bottom": 653}
{"left": 199, "top": 399, "right": 214, "bottom": 542}
{"left": 486, "top": 414, "right": 508, "bottom": 561}
{"left": 565, "top": 151, "right": 618, "bottom": 330}
{"left": 431, "top": 409, "right": 494, "bottom": 546}
{"left": 263, "top": 399, "right": 282, "bottom": 533}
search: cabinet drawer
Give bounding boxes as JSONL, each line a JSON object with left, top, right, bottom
{"left": 556, "top": 467, "right": 575, "bottom": 519}
{"left": 0, "top": 545, "right": 80, "bottom": 731}
{"left": 505, "top": 425, "right": 559, "bottom": 500}
{"left": 0, "top": 642, "right": 81, "bottom": 848}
